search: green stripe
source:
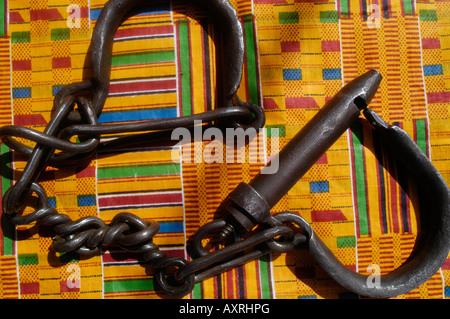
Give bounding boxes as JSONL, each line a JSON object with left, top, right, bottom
{"left": 266, "top": 125, "right": 286, "bottom": 138}
{"left": 0, "top": 0, "right": 5, "bottom": 37}
{"left": 403, "top": 0, "right": 414, "bottom": 15}
{"left": 415, "top": 119, "right": 427, "bottom": 155}
{"left": 111, "top": 50, "right": 175, "bottom": 67}
{"left": 419, "top": 9, "right": 437, "bottom": 21}
{"left": 192, "top": 282, "right": 202, "bottom": 299}
{"left": 104, "top": 278, "right": 154, "bottom": 293}
{"left": 1, "top": 144, "right": 13, "bottom": 255}
{"left": 11, "top": 31, "right": 30, "bottom": 43}
{"left": 51, "top": 28, "right": 70, "bottom": 41}
{"left": 1, "top": 144, "right": 11, "bottom": 195}
{"left": 259, "top": 254, "right": 271, "bottom": 299}
{"left": 337, "top": 236, "right": 356, "bottom": 248}
{"left": 279, "top": 11, "right": 299, "bottom": 24}
{"left": 18, "top": 254, "right": 39, "bottom": 266}
{"left": 244, "top": 15, "right": 259, "bottom": 105}
{"left": 340, "top": 0, "right": 350, "bottom": 18}
{"left": 351, "top": 123, "right": 369, "bottom": 236}
{"left": 178, "top": 20, "right": 192, "bottom": 116}
{"left": 97, "top": 163, "right": 180, "bottom": 179}
{"left": 1, "top": 215, "right": 13, "bottom": 255}
{"left": 320, "top": 11, "right": 339, "bottom": 23}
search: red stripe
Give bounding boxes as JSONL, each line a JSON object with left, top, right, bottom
{"left": 30, "top": 9, "right": 62, "bottom": 21}
{"left": 311, "top": 210, "right": 347, "bottom": 222}
{"left": 98, "top": 192, "right": 182, "bottom": 207}
{"left": 286, "top": 97, "right": 319, "bottom": 109}
{"left": 114, "top": 25, "right": 174, "bottom": 39}
{"left": 321, "top": 40, "right": 341, "bottom": 52}
{"left": 76, "top": 165, "right": 96, "bottom": 179}
{"left": 14, "top": 114, "right": 47, "bottom": 126}
{"left": 281, "top": 41, "right": 300, "bottom": 53}
{"left": 441, "top": 258, "right": 450, "bottom": 270}
{"left": 262, "top": 98, "right": 279, "bottom": 109}
{"left": 109, "top": 79, "right": 176, "bottom": 94}
{"left": 60, "top": 280, "right": 80, "bottom": 293}
{"left": 427, "top": 92, "right": 450, "bottom": 104}
{"left": 422, "top": 38, "right": 440, "bottom": 50}
{"left": 389, "top": 168, "right": 400, "bottom": 233}
{"left": 52, "top": 57, "right": 71, "bottom": 69}
{"left": 316, "top": 153, "right": 328, "bottom": 165}
{"left": 226, "top": 270, "right": 234, "bottom": 299}
{"left": 20, "top": 282, "right": 39, "bottom": 294}
{"left": 9, "top": 12, "right": 24, "bottom": 23}
{"left": 12, "top": 60, "right": 31, "bottom": 71}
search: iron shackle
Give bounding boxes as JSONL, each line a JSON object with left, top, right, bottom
{"left": 64, "top": 0, "right": 248, "bottom": 124}
{"left": 197, "top": 70, "right": 450, "bottom": 298}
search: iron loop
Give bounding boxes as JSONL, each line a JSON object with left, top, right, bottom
{"left": 1, "top": 96, "right": 99, "bottom": 161}
{"left": 272, "top": 211, "right": 308, "bottom": 247}
{"left": 2, "top": 182, "right": 54, "bottom": 225}
{"left": 191, "top": 218, "right": 229, "bottom": 258}
{"left": 110, "top": 212, "right": 160, "bottom": 247}
{"left": 178, "top": 225, "right": 293, "bottom": 282}
{"left": 154, "top": 257, "right": 195, "bottom": 297}
{"left": 53, "top": 216, "right": 106, "bottom": 236}
{"left": 88, "top": 0, "right": 246, "bottom": 119}
{"left": 229, "top": 96, "right": 266, "bottom": 131}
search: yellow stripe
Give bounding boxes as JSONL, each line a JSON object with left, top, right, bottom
{"left": 190, "top": 22, "right": 206, "bottom": 114}
{"left": 112, "top": 37, "right": 174, "bottom": 54}
{"left": 97, "top": 176, "right": 181, "bottom": 194}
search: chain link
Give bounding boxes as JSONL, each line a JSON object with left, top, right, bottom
{"left": 0, "top": 77, "right": 277, "bottom": 296}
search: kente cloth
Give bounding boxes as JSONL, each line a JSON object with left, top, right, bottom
{"left": 0, "top": 0, "right": 450, "bottom": 300}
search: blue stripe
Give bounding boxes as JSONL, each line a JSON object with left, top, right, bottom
{"left": 159, "top": 222, "right": 184, "bottom": 233}
{"left": 13, "top": 87, "right": 31, "bottom": 99}
{"left": 310, "top": 181, "right": 330, "bottom": 193}
{"left": 90, "top": 9, "right": 102, "bottom": 20}
{"left": 53, "top": 85, "right": 64, "bottom": 96}
{"left": 49, "top": 197, "right": 56, "bottom": 208}
{"left": 78, "top": 195, "right": 96, "bottom": 207}
{"left": 283, "top": 69, "right": 302, "bottom": 81}
{"left": 423, "top": 64, "right": 443, "bottom": 76}
{"left": 323, "top": 68, "right": 341, "bottom": 80}
{"left": 98, "top": 108, "right": 177, "bottom": 124}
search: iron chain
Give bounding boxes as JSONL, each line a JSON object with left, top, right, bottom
{"left": 0, "top": 80, "right": 302, "bottom": 297}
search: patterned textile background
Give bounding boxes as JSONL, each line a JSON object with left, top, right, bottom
{"left": 0, "top": 0, "right": 449, "bottom": 299}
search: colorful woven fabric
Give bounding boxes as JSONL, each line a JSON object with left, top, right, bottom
{"left": 1, "top": 0, "right": 450, "bottom": 299}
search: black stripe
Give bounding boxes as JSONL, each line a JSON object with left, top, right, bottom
{"left": 382, "top": 0, "right": 390, "bottom": 19}
{"left": 373, "top": 128, "right": 389, "bottom": 234}
{"left": 202, "top": 19, "right": 213, "bottom": 112}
